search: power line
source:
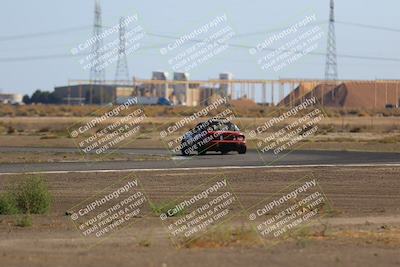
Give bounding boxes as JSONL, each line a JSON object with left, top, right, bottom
{"left": 0, "top": 53, "right": 81, "bottom": 62}
{"left": 1, "top": 22, "right": 400, "bottom": 64}
{"left": 0, "top": 26, "right": 91, "bottom": 42}
{"left": 0, "top": 18, "right": 398, "bottom": 44}
{"left": 1, "top": 43, "right": 399, "bottom": 63}
{"left": 0, "top": 44, "right": 169, "bottom": 62}
{"left": 146, "top": 31, "right": 400, "bottom": 62}
{"left": 336, "top": 21, "right": 400, "bottom": 33}
{"left": 232, "top": 21, "right": 328, "bottom": 38}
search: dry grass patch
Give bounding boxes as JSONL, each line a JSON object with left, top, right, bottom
{"left": 180, "top": 225, "right": 262, "bottom": 249}
{"left": 332, "top": 228, "right": 400, "bottom": 247}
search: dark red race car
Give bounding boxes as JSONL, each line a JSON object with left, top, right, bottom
{"left": 180, "top": 119, "right": 246, "bottom": 156}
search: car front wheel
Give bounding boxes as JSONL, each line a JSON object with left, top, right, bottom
{"left": 181, "top": 148, "right": 190, "bottom": 156}
{"left": 181, "top": 140, "right": 190, "bottom": 156}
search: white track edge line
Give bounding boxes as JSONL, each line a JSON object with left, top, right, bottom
{"left": 1, "top": 163, "right": 400, "bottom": 175}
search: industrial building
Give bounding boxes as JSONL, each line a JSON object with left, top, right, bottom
{"left": 0, "top": 93, "right": 23, "bottom": 104}
{"left": 53, "top": 84, "right": 134, "bottom": 105}
{"left": 55, "top": 76, "right": 400, "bottom": 109}
{"left": 57, "top": 71, "right": 231, "bottom": 106}
{"left": 279, "top": 81, "right": 400, "bottom": 109}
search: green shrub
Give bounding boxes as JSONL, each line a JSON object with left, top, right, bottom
{"left": 138, "top": 239, "right": 151, "bottom": 247}
{"left": 14, "top": 176, "right": 52, "bottom": 214}
{"left": 15, "top": 215, "right": 32, "bottom": 227}
{"left": 0, "top": 193, "right": 18, "bottom": 215}
{"left": 149, "top": 201, "right": 185, "bottom": 217}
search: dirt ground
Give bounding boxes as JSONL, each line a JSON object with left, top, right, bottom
{"left": 0, "top": 166, "right": 399, "bottom": 267}
{"left": 0, "top": 151, "right": 170, "bottom": 164}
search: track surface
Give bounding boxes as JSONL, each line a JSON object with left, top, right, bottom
{"left": 0, "top": 147, "right": 399, "bottom": 174}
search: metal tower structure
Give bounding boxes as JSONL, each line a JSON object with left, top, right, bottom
{"left": 115, "top": 17, "right": 130, "bottom": 83}
{"left": 325, "top": 0, "right": 338, "bottom": 81}
{"left": 90, "top": 0, "right": 105, "bottom": 84}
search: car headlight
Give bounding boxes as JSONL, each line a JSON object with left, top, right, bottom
{"left": 236, "top": 136, "right": 245, "bottom": 141}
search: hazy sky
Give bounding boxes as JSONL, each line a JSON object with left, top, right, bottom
{"left": 0, "top": 0, "right": 399, "bottom": 95}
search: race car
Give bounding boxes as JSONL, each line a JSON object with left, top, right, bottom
{"left": 180, "top": 119, "right": 246, "bottom": 156}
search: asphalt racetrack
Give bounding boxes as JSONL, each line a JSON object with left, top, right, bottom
{"left": 0, "top": 147, "right": 399, "bottom": 174}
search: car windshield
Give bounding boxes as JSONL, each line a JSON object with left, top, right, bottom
{"left": 208, "top": 121, "right": 239, "bottom": 131}
{"left": 192, "top": 120, "right": 239, "bottom": 133}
